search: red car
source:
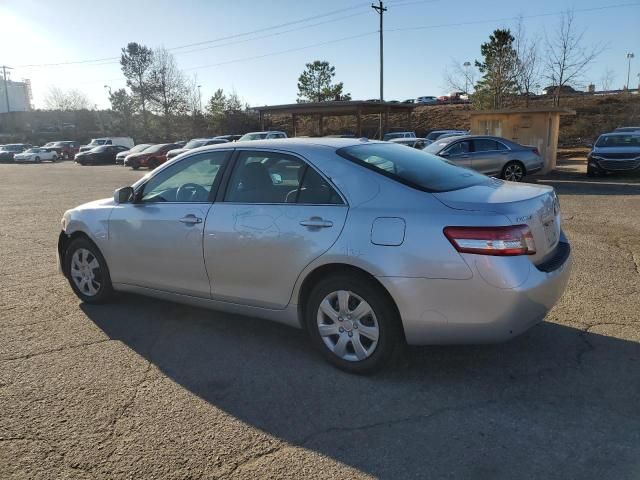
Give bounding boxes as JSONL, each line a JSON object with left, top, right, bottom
{"left": 43, "top": 141, "right": 80, "bottom": 160}
{"left": 124, "top": 143, "right": 181, "bottom": 170}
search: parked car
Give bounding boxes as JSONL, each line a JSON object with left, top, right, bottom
{"left": 389, "top": 137, "right": 428, "bottom": 149}
{"left": 383, "top": 131, "right": 416, "bottom": 141}
{"left": 115, "top": 144, "right": 153, "bottom": 165}
{"left": 124, "top": 143, "right": 182, "bottom": 170}
{"left": 437, "top": 132, "right": 469, "bottom": 140}
{"left": 587, "top": 132, "right": 640, "bottom": 176}
{"left": 75, "top": 145, "right": 129, "bottom": 165}
{"left": 51, "top": 141, "right": 81, "bottom": 160}
{"left": 402, "top": 99, "right": 416, "bottom": 104}
{"left": 14, "top": 147, "right": 59, "bottom": 163}
{"left": 425, "top": 130, "right": 468, "bottom": 142}
{"left": 58, "top": 138, "right": 570, "bottom": 374}
{"left": 0, "top": 144, "right": 30, "bottom": 162}
{"left": 166, "top": 138, "right": 229, "bottom": 161}
{"left": 79, "top": 137, "right": 134, "bottom": 153}
{"left": 416, "top": 96, "right": 438, "bottom": 105}
{"left": 424, "top": 135, "right": 543, "bottom": 181}
{"left": 214, "top": 134, "right": 243, "bottom": 142}
{"left": 238, "top": 131, "right": 288, "bottom": 141}
{"left": 613, "top": 126, "right": 640, "bottom": 133}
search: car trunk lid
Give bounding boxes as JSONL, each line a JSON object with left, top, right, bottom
{"left": 433, "top": 179, "right": 561, "bottom": 264}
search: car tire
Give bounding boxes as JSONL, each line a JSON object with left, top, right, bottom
{"left": 586, "top": 165, "right": 599, "bottom": 177}
{"left": 64, "top": 237, "right": 114, "bottom": 304}
{"left": 131, "top": 164, "right": 139, "bottom": 170}
{"left": 148, "top": 158, "right": 159, "bottom": 170}
{"left": 305, "top": 273, "right": 403, "bottom": 374}
{"left": 35, "top": 156, "right": 41, "bottom": 163}
{"left": 501, "top": 161, "right": 525, "bottom": 182}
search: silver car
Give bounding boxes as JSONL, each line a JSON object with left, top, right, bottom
{"left": 58, "top": 139, "right": 571, "bottom": 373}
{"left": 425, "top": 135, "right": 544, "bottom": 181}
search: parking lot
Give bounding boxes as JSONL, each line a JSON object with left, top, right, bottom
{"left": 1, "top": 160, "right": 639, "bottom": 479}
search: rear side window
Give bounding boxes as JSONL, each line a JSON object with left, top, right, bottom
{"left": 337, "top": 143, "right": 487, "bottom": 193}
{"left": 443, "top": 141, "right": 471, "bottom": 155}
{"left": 473, "top": 139, "right": 507, "bottom": 152}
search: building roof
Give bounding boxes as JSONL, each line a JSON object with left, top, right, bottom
{"left": 254, "top": 100, "right": 416, "bottom": 116}
{"left": 470, "top": 107, "right": 576, "bottom": 115}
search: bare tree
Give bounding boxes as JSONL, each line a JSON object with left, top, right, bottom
{"left": 44, "top": 87, "right": 91, "bottom": 111}
{"left": 599, "top": 68, "right": 616, "bottom": 91}
{"left": 544, "top": 9, "right": 605, "bottom": 106}
{"left": 514, "top": 16, "right": 541, "bottom": 107}
{"left": 147, "top": 47, "right": 189, "bottom": 138}
{"left": 443, "top": 59, "right": 477, "bottom": 95}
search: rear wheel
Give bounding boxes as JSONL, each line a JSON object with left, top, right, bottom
{"left": 35, "top": 156, "right": 41, "bottom": 163}
{"left": 64, "top": 237, "right": 113, "bottom": 303}
{"left": 148, "top": 158, "right": 160, "bottom": 170}
{"left": 501, "top": 161, "right": 525, "bottom": 182}
{"left": 306, "top": 273, "right": 403, "bottom": 374}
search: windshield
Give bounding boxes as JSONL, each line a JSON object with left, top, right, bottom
{"left": 24, "top": 148, "right": 40, "bottom": 153}
{"left": 90, "top": 146, "right": 108, "bottom": 152}
{"left": 184, "top": 139, "right": 206, "bottom": 149}
{"left": 424, "top": 137, "right": 456, "bottom": 153}
{"left": 128, "top": 144, "right": 151, "bottom": 153}
{"left": 89, "top": 139, "right": 107, "bottom": 146}
{"left": 595, "top": 134, "right": 640, "bottom": 148}
{"left": 337, "top": 143, "right": 487, "bottom": 193}
{"left": 146, "top": 144, "right": 167, "bottom": 153}
{"left": 239, "top": 133, "right": 268, "bottom": 141}
{"left": 1, "top": 144, "right": 24, "bottom": 151}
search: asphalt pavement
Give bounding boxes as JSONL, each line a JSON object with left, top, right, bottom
{"left": 1, "top": 160, "right": 639, "bottom": 479}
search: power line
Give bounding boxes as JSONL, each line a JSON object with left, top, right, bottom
{"left": 183, "top": 31, "right": 377, "bottom": 71}
{"left": 15, "top": 2, "right": 372, "bottom": 68}
{"left": 387, "top": 2, "right": 640, "bottom": 33}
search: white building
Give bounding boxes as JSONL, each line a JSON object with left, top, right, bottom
{"left": 0, "top": 79, "right": 32, "bottom": 113}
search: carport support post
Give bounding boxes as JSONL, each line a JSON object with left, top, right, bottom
{"left": 356, "top": 107, "right": 362, "bottom": 137}
{"left": 318, "top": 114, "right": 324, "bottom": 136}
{"left": 406, "top": 109, "right": 412, "bottom": 131}
{"left": 259, "top": 111, "right": 264, "bottom": 131}
{"left": 384, "top": 107, "right": 389, "bottom": 135}
{"left": 292, "top": 113, "right": 297, "bottom": 137}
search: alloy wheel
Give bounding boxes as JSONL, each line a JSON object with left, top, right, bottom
{"left": 70, "top": 248, "right": 102, "bottom": 297}
{"left": 503, "top": 163, "right": 524, "bottom": 181}
{"left": 316, "top": 290, "right": 380, "bottom": 362}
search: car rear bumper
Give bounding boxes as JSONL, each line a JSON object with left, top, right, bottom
{"left": 378, "top": 239, "right": 572, "bottom": 345}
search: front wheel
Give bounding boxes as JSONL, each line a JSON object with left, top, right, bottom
{"left": 501, "top": 161, "right": 525, "bottom": 182}
{"left": 148, "top": 158, "right": 160, "bottom": 170}
{"left": 306, "top": 273, "right": 403, "bottom": 374}
{"left": 64, "top": 237, "right": 113, "bottom": 303}
{"left": 35, "top": 156, "right": 41, "bottom": 163}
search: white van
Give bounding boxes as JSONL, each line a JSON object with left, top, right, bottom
{"left": 79, "top": 137, "right": 134, "bottom": 153}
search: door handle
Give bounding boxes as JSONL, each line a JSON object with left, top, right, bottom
{"left": 300, "top": 218, "right": 333, "bottom": 228}
{"left": 461, "top": 155, "right": 470, "bottom": 158}
{"left": 179, "top": 214, "right": 202, "bottom": 225}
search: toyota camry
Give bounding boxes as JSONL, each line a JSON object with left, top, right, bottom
{"left": 58, "top": 138, "right": 571, "bottom": 373}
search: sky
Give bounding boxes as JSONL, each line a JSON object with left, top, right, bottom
{"left": 1, "top": 0, "right": 638, "bottom": 110}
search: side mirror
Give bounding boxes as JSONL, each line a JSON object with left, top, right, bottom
{"left": 439, "top": 151, "right": 450, "bottom": 157}
{"left": 114, "top": 186, "right": 134, "bottom": 204}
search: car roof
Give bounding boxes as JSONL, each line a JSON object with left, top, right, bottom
{"left": 599, "top": 132, "right": 640, "bottom": 137}
{"left": 190, "top": 137, "right": 378, "bottom": 153}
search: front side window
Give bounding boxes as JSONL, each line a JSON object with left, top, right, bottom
{"left": 337, "top": 142, "right": 487, "bottom": 193}
{"left": 224, "top": 151, "right": 342, "bottom": 204}
{"left": 443, "top": 141, "right": 471, "bottom": 155}
{"left": 140, "top": 151, "right": 229, "bottom": 203}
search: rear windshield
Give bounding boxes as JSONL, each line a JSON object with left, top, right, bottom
{"left": 595, "top": 134, "right": 640, "bottom": 147}
{"left": 337, "top": 143, "right": 487, "bottom": 193}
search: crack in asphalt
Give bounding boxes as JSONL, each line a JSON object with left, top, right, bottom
{"left": 0, "top": 338, "right": 113, "bottom": 362}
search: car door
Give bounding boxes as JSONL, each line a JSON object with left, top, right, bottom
{"left": 108, "top": 150, "right": 231, "bottom": 297}
{"left": 470, "top": 138, "right": 508, "bottom": 175}
{"left": 203, "top": 149, "right": 348, "bottom": 309}
{"left": 440, "top": 140, "right": 472, "bottom": 168}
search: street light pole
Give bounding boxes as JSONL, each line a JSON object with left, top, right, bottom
{"left": 626, "top": 53, "right": 635, "bottom": 90}
{"left": 463, "top": 61, "right": 471, "bottom": 94}
{"left": 372, "top": 1, "right": 387, "bottom": 139}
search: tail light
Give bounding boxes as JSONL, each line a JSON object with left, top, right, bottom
{"left": 443, "top": 225, "right": 536, "bottom": 256}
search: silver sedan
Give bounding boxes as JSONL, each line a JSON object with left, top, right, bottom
{"left": 58, "top": 138, "right": 571, "bottom": 374}
{"left": 424, "top": 135, "right": 544, "bottom": 181}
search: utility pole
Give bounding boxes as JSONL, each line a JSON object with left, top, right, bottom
{"left": 197, "top": 85, "right": 202, "bottom": 112}
{"left": 1, "top": 65, "right": 13, "bottom": 132}
{"left": 372, "top": 1, "right": 386, "bottom": 139}
{"left": 2, "top": 65, "right": 12, "bottom": 113}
